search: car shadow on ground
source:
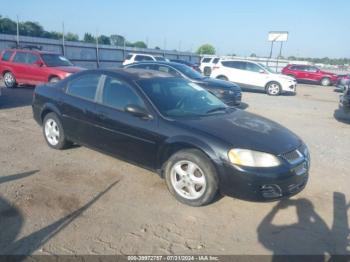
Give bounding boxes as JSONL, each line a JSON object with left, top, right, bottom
{"left": 334, "top": 109, "right": 350, "bottom": 124}
{"left": 241, "top": 88, "right": 296, "bottom": 96}
{"left": 237, "top": 102, "right": 249, "bottom": 110}
{"left": 0, "top": 86, "right": 35, "bottom": 110}
{"left": 257, "top": 192, "right": 350, "bottom": 260}
{"left": 0, "top": 170, "right": 120, "bottom": 256}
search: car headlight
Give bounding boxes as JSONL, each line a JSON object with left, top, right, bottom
{"left": 228, "top": 149, "right": 281, "bottom": 167}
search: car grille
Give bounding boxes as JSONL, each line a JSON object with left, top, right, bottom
{"left": 281, "top": 144, "right": 307, "bottom": 164}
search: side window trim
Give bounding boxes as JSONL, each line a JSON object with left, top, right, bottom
{"left": 65, "top": 73, "right": 103, "bottom": 102}
{"left": 98, "top": 73, "right": 147, "bottom": 113}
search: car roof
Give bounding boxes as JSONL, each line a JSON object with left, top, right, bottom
{"left": 85, "top": 68, "right": 174, "bottom": 80}
{"left": 128, "top": 53, "right": 163, "bottom": 57}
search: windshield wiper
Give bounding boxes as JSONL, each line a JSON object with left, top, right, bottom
{"left": 206, "top": 107, "right": 228, "bottom": 114}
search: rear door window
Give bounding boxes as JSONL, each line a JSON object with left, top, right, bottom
{"left": 245, "top": 62, "right": 262, "bottom": 73}
{"left": 26, "top": 53, "right": 40, "bottom": 64}
{"left": 135, "top": 55, "right": 153, "bottom": 62}
{"left": 212, "top": 58, "right": 220, "bottom": 64}
{"left": 12, "top": 52, "right": 27, "bottom": 64}
{"left": 202, "top": 58, "right": 212, "bottom": 63}
{"left": 66, "top": 74, "right": 101, "bottom": 101}
{"left": 222, "top": 61, "right": 246, "bottom": 70}
{"left": 2, "top": 51, "right": 14, "bottom": 61}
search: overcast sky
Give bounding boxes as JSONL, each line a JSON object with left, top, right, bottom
{"left": 5, "top": 0, "right": 350, "bottom": 58}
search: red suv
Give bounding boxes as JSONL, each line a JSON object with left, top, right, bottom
{"left": 0, "top": 49, "right": 83, "bottom": 88}
{"left": 282, "top": 64, "right": 338, "bottom": 86}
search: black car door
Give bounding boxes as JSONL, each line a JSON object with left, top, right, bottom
{"left": 94, "top": 73, "right": 160, "bottom": 169}
{"left": 60, "top": 73, "right": 103, "bottom": 146}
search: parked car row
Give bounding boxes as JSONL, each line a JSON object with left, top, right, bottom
{"left": 124, "top": 61, "right": 242, "bottom": 106}
{"left": 32, "top": 68, "right": 310, "bottom": 206}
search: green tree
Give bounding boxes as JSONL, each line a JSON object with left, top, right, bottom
{"left": 98, "top": 35, "right": 111, "bottom": 45}
{"left": 125, "top": 41, "right": 134, "bottom": 47}
{"left": 19, "top": 21, "right": 44, "bottom": 37}
{"left": 83, "top": 33, "right": 95, "bottom": 43}
{"left": 196, "top": 44, "right": 216, "bottom": 55}
{"left": 133, "top": 41, "right": 147, "bottom": 48}
{"left": 0, "top": 16, "right": 17, "bottom": 34}
{"left": 65, "top": 32, "right": 79, "bottom": 41}
{"left": 110, "top": 34, "right": 125, "bottom": 46}
{"left": 48, "top": 31, "right": 63, "bottom": 39}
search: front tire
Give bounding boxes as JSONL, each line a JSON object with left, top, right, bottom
{"left": 164, "top": 149, "right": 218, "bottom": 206}
{"left": 3, "top": 72, "right": 17, "bottom": 88}
{"left": 320, "top": 77, "right": 331, "bottom": 86}
{"left": 266, "top": 81, "right": 282, "bottom": 96}
{"left": 43, "top": 112, "right": 71, "bottom": 149}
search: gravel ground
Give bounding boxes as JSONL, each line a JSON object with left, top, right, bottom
{"left": 0, "top": 83, "right": 349, "bottom": 256}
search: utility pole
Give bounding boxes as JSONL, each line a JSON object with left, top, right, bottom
{"left": 62, "top": 22, "right": 65, "bottom": 56}
{"left": 95, "top": 29, "right": 100, "bottom": 68}
{"left": 16, "top": 15, "right": 20, "bottom": 47}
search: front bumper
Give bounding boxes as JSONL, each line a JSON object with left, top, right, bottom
{"left": 218, "top": 159, "right": 309, "bottom": 201}
{"left": 222, "top": 92, "right": 242, "bottom": 106}
{"left": 281, "top": 81, "right": 297, "bottom": 93}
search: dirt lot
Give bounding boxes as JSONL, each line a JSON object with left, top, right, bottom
{"left": 0, "top": 83, "right": 349, "bottom": 256}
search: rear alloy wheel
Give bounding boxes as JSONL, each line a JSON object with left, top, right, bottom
{"left": 217, "top": 75, "right": 228, "bottom": 81}
{"left": 164, "top": 149, "right": 218, "bottom": 206}
{"left": 266, "top": 82, "right": 282, "bottom": 96}
{"left": 3, "top": 72, "right": 17, "bottom": 88}
{"left": 321, "top": 78, "right": 331, "bottom": 86}
{"left": 43, "top": 112, "right": 71, "bottom": 149}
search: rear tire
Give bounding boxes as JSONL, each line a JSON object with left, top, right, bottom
{"left": 217, "top": 75, "right": 228, "bottom": 81}
{"left": 320, "top": 77, "right": 331, "bottom": 86}
{"left": 43, "top": 112, "right": 72, "bottom": 150}
{"left": 49, "top": 77, "right": 60, "bottom": 83}
{"left": 3, "top": 72, "right": 17, "bottom": 88}
{"left": 266, "top": 81, "right": 282, "bottom": 96}
{"left": 164, "top": 149, "right": 218, "bottom": 207}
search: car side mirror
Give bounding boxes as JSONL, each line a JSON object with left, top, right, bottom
{"left": 125, "top": 104, "right": 153, "bottom": 120}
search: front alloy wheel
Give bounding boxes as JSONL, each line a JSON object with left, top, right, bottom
{"left": 321, "top": 78, "right": 330, "bottom": 86}
{"left": 164, "top": 149, "right": 218, "bottom": 206}
{"left": 170, "top": 160, "right": 207, "bottom": 200}
{"left": 266, "top": 82, "right": 281, "bottom": 96}
{"left": 44, "top": 118, "right": 60, "bottom": 146}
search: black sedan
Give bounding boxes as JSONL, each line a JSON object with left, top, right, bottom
{"left": 32, "top": 69, "right": 310, "bottom": 206}
{"left": 124, "top": 61, "right": 242, "bottom": 106}
{"left": 169, "top": 59, "right": 201, "bottom": 72}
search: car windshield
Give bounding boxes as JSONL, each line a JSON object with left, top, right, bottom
{"left": 137, "top": 78, "right": 228, "bottom": 118}
{"left": 41, "top": 54, "right": 73, "bottom": 67}
{"left": 155, "top": 56, "right": 166, "bottom": 61}
{"left": 172, "top": 63, "right": 204, "bottom": 80}
{"left": 258, "top": 63, "right": 275, "bottom": 73}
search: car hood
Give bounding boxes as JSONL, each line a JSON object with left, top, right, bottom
{"left": 272, "top": 73, "right": 295, "bottom": 81}
{"left": 320, "top": 70, "right": 338, "bottom": 77}
{"left": 176, "top": 109, "right": 302, "bottom": 155}
{"left": 53, "top": 66, "right": 85, "bottom": 73}
{"left": 195, "top": 77, "right": 241, "bottom": 91}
